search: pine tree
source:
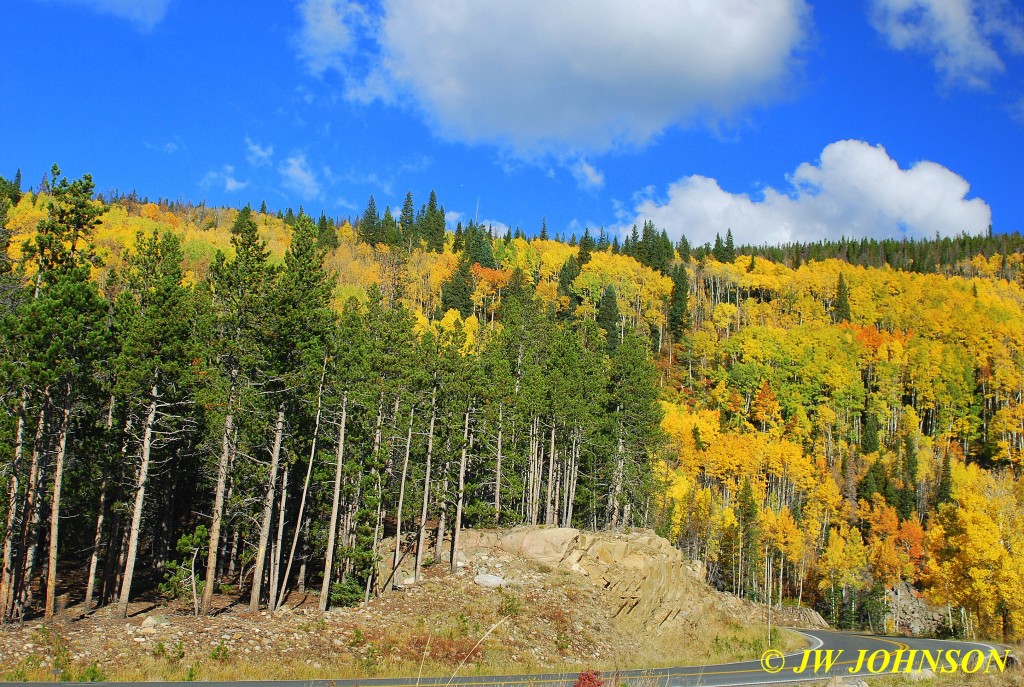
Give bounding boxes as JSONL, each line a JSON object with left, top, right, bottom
{"left": 18, "top": 165, "right": 109, "bottom": 622}
{"left": 360, "top": 195, "right": 381, "bottom": 246}
{"left": 538, "top": 217, "right": 548, "bottom": 241}
{"left": 202, "top": 203, "right": 277, "bottom": 615}
{"left": 399, "top": 191, "right": 416, "bottom": 247}
{"left": 669, "top": 264, "right": 690, "bottom": 338}
{"left": 382, "top": 206, "right": 400, "bottom": 246}
{"left": 578, "top": 228, "right": 596, "bottom": 264}
{"left": 424, "top": 190, "right": 446, "bottom": 253}
{"left": 834, "top": 273, "right": 852, "bottom": 323}
{"left": 557, "top": 255, "right": 581, "bottom": 316}
{"left": 317, "top": 212, "right": 339, "bottom": 251}
{"left": 113, "top": 229, "right": 196, "bottom": 618}
{"left": 441, "top": 259, "right": 475, "bottom": 318}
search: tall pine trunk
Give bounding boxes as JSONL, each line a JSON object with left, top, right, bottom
{"left": 45, "top": 382, "right": 73, "bottom": 622}
{"left": 320, "top": 393, "right": 347, "bottom": 611}
{"left": 201, "top": 376, "right": 235, "bottom": 616}
{"left": 494, "top": 404, "right": 503, "bottom": 519}
{"left": 275, "top": 361, "right": 326, "bottom": 610}
{"left": 116, "top": 388, "right": 158, "bottom": 619}
{"left": 392, "top": 404, "right": 415, "bottom": 590}
{"left": 414, "top": 387, "right": 437, "bottom": 582}
{"left": 450, "top": 404, "right": 471, "bottom": 573}
{"left": 0, "top": 396, "right": 27, "bottom": 621}
{"left": 269, "top": 465, "right": 289, "bottom": 611}
{"left": 250, "top": 404, "right": 285, "bottom": 611}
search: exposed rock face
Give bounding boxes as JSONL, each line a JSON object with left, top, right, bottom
{"left": 457, "top": 527, "right": 828, "bottom": 632}
{"left": 886, "top": 581, "right": 949, "bottom": 636}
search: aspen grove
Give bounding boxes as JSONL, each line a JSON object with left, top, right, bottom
{"left": 1, "top": 169, "right": 1023, "bottom": 641}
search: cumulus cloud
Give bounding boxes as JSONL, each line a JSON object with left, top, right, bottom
{"left": 295, "top": 0, "right": 367, "bottom": 75}
{"left": 571, "top": 159, "right": 605, "bottom": 191}
{"left": 280, "top": 154, "right": 322, "bottom": 199}
{"left": 869, "top": 0, "right": 1024, "bottom": 88}
{"left": 200, "top": 165, "right": 248, "bottom": 193}
{"left": 297, "top": 0, "right": 809, "bottom": 154}
{"left": 41, "top": 0, "right": 171, "bottom": 30}
{"left": 245, "top": 137, "right": 274, "bottom": 167}
{"left": 626, "top": 140, "right": 991, "bottom": 246}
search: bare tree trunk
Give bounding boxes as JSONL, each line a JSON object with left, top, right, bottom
{"left": 434, "top": 464, "right": 448, "bottom": 564}
{"left": 544, "top": 424, "right": 556, "bottom": 524}
{"left": 364, "top": 470, "right": 383, "bottom": 604}
{"left": 45, "top": 383, "right": 73, "bottom": 622}
{"left": 450, "top": 404, "right": 472, "bottom": 573}
{"left": 320, "top": 393, "right": 347, "bottom": 612}
{"left": 414, "top": 387, "right": 437, "bottom": 582}
{"left": 250, "top": 404, "right": 285, "bottom": 611}
{"left": 269, "top": 465, "right": 289, "bottom": 612}
{"left": 116, "top": 389, "right": 158, "bottom": 619}
{"left": 14, "top": 394, "right": 48, "bottom": 619}
{"left": 609, "top": 405, "right": 624, "bottom": 528}
{"left": 0, "top": 397, "right": 27, "bottom": 621}
{"left": 201, "top": 380, "right": 235, "bottom": 616}
{"left": 494, "top": 404, "right": 503, "bottom": 519}
{"left": 298, "top": 513, "right": 311, "bottom": 594}
{"left": 275, "top": 361, "right": 326, "bottom": 610}
{"left": 84, "top": 476, "right": 107, "bottom": 610}
{"left": 392, "top": 404, "right": 415, "bottom": 589}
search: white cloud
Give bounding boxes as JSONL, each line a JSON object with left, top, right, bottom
{"left": 200, "top": 165, "right": 249, "bottom": 193}
{"left": 245, "top": 137, "right": 274, "bottom": 167}
{"left": 626, "top": 140, "right": 991, "bottom": 246}
{"left": 295, "top": 0, "right": 366, "bottom": 75}
{"left": 43, "top": 0, "right": 171, "bottom": 30}
{"left": 299, "top": 0, "right": 809, "bottom": 155}
{"left": 869, "top": 0, "right": 1024, "bottom": 88}
{"left": 280, "top": 154, "right": 322, "bottom": 199}
{"left": 145, "top": 140, "right": 179, "bottom": 154}
{"left": 571, "top": 159, "right": 605, "bottom": 191}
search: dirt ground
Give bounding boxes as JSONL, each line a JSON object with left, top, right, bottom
{"left": 0, "top": 552, "right": 798, "bottom": 682}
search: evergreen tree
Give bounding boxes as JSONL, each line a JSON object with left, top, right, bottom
{"left": 17, "top": 165, "right": 109, "bottom": 621}
{"left": 557, "top": 255, "right": 581, "bottom": 316}
{"left": 668, "top": 264, "right": 690, "bottom": 337}
{"left": 316, "top": 212, "right": 338, "bottom": 251}
{"left": 400, "top": 191, "right": 416, "bottom": 247}
{"left": 834, "top": 272, "right": 852, "bottom": 323}
{"left": 712, "top": 233, "right": 726, "bottom": 262}
{"left": 538, "top": 218, "right": 549, "bottom": 241}
{"left": 360, "top": 195, "right": 381, "bottom": 246}
{"left": 423, "top": 190, "right": 446, "bottom": 253}
{"left": 578, "top": 228, "right": 596, "bottom": 264}
{"left": 202, "top": 202, "right": 277, "bottom": 615}
{"left": 676, "top": 235, "right": 691, "bottom": 263}
{"left": 440, "top": 259, "right": 475, "bottom": 318}
{"left": 112, "top": 229, "right": 197, "bottom": 618}
{"left": 381, "top": 206, "right": 400, "bottom": 246}
{"left": 724, "top": 228, "right": 736, "bottom": 262}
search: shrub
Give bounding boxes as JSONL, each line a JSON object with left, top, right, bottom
{"left": 574, "top": 670, "right": 604, "bottom": 687}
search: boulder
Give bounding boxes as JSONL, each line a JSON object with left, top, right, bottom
{"left": 497, "top": 528, "right": 579, "bottom": 566}
{"left": 141, "top": 613, "right": 170, "bottom": 628}
{"left": 474, "top": 573, "right": 505, "bottom": 588}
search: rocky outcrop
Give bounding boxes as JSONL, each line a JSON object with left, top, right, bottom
{"left": 456, "top": 526, "right": 828, "bottom": 632}
{"left": 886, "top": 581, "right": 949, "bottom": 636}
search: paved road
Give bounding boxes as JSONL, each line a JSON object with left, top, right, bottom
{"left": 44, "top": 629, "right": 1016, "bottom": 687}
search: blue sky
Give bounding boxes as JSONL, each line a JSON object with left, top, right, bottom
{"left": 3, "top": 0, "right": 1023, "bottom": 247}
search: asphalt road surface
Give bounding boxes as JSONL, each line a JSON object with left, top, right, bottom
{"left": 41, "top": 629, "right": 1016, "bottom": 687}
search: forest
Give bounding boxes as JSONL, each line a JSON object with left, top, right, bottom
{"left": 0, "top": 167, "right": 1023, "bottom": 643}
